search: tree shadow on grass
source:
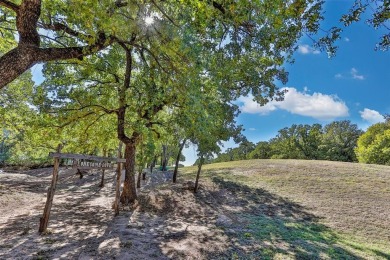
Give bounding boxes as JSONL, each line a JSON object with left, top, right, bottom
{"left": 208, "top": 176, "right": 365, "bottom": 259}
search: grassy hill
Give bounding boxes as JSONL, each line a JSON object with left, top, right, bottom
{"left": 180, "top": 159, "right": 390, "bottom": 259}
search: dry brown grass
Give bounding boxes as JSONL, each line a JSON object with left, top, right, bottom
{"left": 182, "top": 159, "right": 390, "bottom": 258}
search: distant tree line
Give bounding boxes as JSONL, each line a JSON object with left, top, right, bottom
{"left": 208, "top": 119, "right": 390, "bottom": 166}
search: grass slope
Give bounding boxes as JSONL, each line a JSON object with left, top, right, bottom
{"left": 181, "top": 159, "right": 390, "bottom": 259}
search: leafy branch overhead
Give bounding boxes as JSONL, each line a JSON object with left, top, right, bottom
{"left": 1, "top": 0, "right": 328, "bottom": 95}
{"left": 340, "top": 0, "right": 389, "bottom": 51}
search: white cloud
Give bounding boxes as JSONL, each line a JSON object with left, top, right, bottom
{"left": 359, "top": 108, "right": 385, "bottom": 124}
{"left": 344, "top": 37, "right": 350, "bottom": 42}
{"left": 335, "top": 68, "right": 365, "bottom": 80}
{"left": 238, "top": 95, "right": 278, "bottom": 115}
{"left": 297, "top": 44, "right": 320, "bottom": 55}
{"left": 248, "top": 128, "right": 256, "bottom": 131}
{"left": 350, "top": 68, "right": 365, "bottom": 80}
{"left": 238, "top": 87, "right": 349, "bottom": 120}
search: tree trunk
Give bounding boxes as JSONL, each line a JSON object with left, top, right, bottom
{"left": 117, "top": 46, "right": 136, "bottom": 205}
{"left": 99, "top": 148, "right": 107, "bottom": 187}
{"left": 150, "top": 156, "right": 156, "bottom": 173}
{"left": 120, "top": 141, "right": 137, "bottom": 204}
{"left": 137, "top": 170, "right": 142, "bottom": 188}
{"left": 162, "top": 145, "right": 168, "bottom": 171}
{"left": 194, "top": 155, "right": 204, "bottom": 193}
{"left": 114, "top": 142, "right": 123, "bottom": 216}
{"left": 173, "top": 139, "right": 187, "bottom": 183}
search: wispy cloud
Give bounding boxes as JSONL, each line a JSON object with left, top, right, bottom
{"left": 248, "top": 128, "right": 256, "bottom": 131}
{"left": 238, "top": 87, "right": 349, "bottom": 120}
{"left": 297, "top": 44, "right": 320, "bottom": 55}
{"left": 344, "top": 37, "right": 350, "bottom": 42}
{"left": 359, "top": 108, "right": 385, "bottom": 124}
{"left": 350, "top": 68, "right": 365, "bottom": 80}
{"left": 335, "top": 68, "right": 365, "bottom": 80}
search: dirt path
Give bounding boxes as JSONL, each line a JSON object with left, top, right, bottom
{"left": 0, "top": 168, "right": 231, "bottom": 259}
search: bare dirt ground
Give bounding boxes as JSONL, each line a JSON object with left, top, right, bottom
{"left": 0, "top": 167, "right": 234, "bottom": 259}
{"left": 1, "top": 160, "right": 390, "bottom": 259}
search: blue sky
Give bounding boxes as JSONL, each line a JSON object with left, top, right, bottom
{"left": 183, "top": 1, "right": 390, "bottom": 165}
{"left": 30, "top": 1, "right": 389, "bottom": 166}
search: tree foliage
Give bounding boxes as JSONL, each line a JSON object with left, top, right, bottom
{"left": 1, "top": 0, "right": 331, "bottom": 90}
{"left": 320, "top": 121, "right": 363, "bottom": 162}
{"left": 341, "top": 0, "right": 390, "bottom": 51}
{"left": 213, "top": 121, "right": 363, "bottom": 163}
{"left": 356, "top": 120, "right": 390, "bottom": 165}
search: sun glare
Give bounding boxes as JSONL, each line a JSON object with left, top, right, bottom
{"left": 145, "top": 16, "right": 154, "bottom": 26}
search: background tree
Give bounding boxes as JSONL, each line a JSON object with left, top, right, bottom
{"left": 214, "top": 121, "right": 363, "bottom": 163}
{"left": 187, "top": 87, "right": 241, "bottom": 192}
{"left": 356, "top": 120, "right": 390, "bottom": 165}
{"left": 248, "top": 141, "right": 272, "bottom": 159}
{"left": 136, "top": 131, "right": 157, "bottom": 188}
{"left": 269, "top": 125, "right": 306, "bottom": 159}
{"left": 320, "top": 120, "right": 363, "bottom": 162}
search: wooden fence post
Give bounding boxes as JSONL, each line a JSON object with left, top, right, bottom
{"left": 39, "top": 144, "right": 62, "bottom": 233}
{"left": 99, "top": 149, "right": 107, "bottom": 188}
{"left": 114, "top": 142, "right": 123, "bottom": 216}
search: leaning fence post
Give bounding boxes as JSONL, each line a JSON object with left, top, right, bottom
{"left": 39, "top": 144, "right": 62, "bottom": 233}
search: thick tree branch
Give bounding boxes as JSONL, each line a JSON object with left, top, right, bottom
{"left": 52, "top": 111, "right": 96, "bottom": 129}
{"left": 0, "top": 0, "right": 19, "bottom": 13}
{"left": 39, "top": 21, "right": 93, "bottom": 42}
{"left": 0, "top": 33, "right": 115, "bottom": 89}
{"left": 212, "top": 1, "right": 225, "bottom": 14}
{"left": 0, "top": 0, "right": 117, "bottom": 90}
{"left": 60, "top": 104, "right": 117, "bottom": 115}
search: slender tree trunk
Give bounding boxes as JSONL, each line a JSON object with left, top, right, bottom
{"left": 120, "top": 141, "right": 137, "bottom": 204}
{"left": 194, "top": 155, "right": 204, "bottom": 193}
{"left": 146, "top": 158, "right": 154, "bottom": 180}
{"left": 99, "top": 148, "right": 107, "bottom": 187}
{"left": 173, "top": 139, "right": 187, "bottom": 183}
{"left": 150, "top": 156, "right": 156, "bottom": 173}
{"left": 137, "top": 170, "right": 142, "bottom": 188}
{"left": 162, "top": 145, "right": 168, "bottom": 171}
{"left": 160, "top": 151, "right": 163, "bottom": 168}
